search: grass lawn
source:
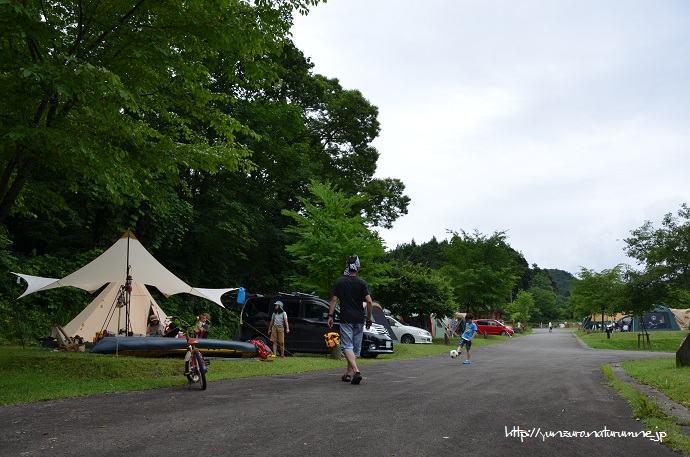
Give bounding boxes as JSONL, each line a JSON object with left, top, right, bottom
{"left": 0, "top": 333, "right": 517, "bottom": 405}
{"left": 577, "top": 329, "right": 685, "bottom": 352}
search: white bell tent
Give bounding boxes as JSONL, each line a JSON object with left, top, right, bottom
{"left": 13, "top": 230, "right": 236, "bottom": 337}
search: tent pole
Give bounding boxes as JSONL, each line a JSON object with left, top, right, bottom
{"left": 116, "top": 304, "right": 120, "bottom": 357}
{"left": 124, "top": 233, "right": 132, "bottom": 337}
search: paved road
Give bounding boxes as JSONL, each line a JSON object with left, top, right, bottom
{"left": 1, "top": 329, "right": 679, "bottom": 456}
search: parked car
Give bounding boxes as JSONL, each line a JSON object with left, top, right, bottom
{"left": 474, "top": 319, "right": 514, "bottom": 336}
{"left": 384, "top": 315, "right": 432, "bottom": 344}
{"left": 237, "top": 292, "right": 394, "bottom": 358}
{"left": 616, "top": 315, "right": 634, "bottom": 331}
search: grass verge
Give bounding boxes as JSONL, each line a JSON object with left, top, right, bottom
{"left": 0, "top": 334, "right": 514, "bottom": 405}
{"left": 578, "top": 329, "right": 690, "bottom": 453}
{"left": 601, "top": 363, "right": 690, "bottom": 455}
{"left": 620, "top": 358, "right": 690, "bottom": 410}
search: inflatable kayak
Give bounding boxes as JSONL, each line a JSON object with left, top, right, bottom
{"left": 90, "top": 336, "right": 258, "bottom": 358}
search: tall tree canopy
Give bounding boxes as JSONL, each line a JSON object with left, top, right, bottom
{"left": 567, "top": 266, "right": 627, "bottom": 322}
{"left": 504, "top": 290, "right": 534, "bottom": 325}
{"left": 385, "top": 237, "right": 449, "bottom": 270}
{"left": 440, "top": 230, "right": 524, "bottom": 313}
{"left": 282, "top": 182, "right": 387, "bottom": 298}
{"left": 526, "top": 270, "right": 558, "bottom": 321}
{"left": 2, "top": 11, "right": 410, "bottom": 295}
{"left": 0, "top": 0, "right": 321, "bottom": 226}
{"left": 162, "top": 45, "right": 409, "bottom": 292}
{"left": 623, "top": 203, "right": 690, "bottom": 307}
{"left": 374, "top": 260, "right": 455, "bottom": 318}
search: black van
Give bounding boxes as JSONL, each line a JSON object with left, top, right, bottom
{"left": 237, "top": 292, "right": 394, "bottom": 358}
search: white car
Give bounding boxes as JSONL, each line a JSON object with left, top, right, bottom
{"left": 385, "top": 316, "right": 432, "bottom": 344}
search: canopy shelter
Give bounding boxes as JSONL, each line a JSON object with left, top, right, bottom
{"left": 13, "top": 230, "right": 236, "bottom": 337}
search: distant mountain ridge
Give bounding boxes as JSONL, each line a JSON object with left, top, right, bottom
{"left": 546, "top": 268, "right": 576, "bottom": 297}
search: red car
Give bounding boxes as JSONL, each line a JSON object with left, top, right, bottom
{"left": 474, "top": 319, "right": 514, "bottom": 336}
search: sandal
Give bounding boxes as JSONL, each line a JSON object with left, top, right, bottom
{"left": 341, "top": 374, "right": 351, "bottom": 382}
{"left": 351, "top": 372, "right": 362, "bottom": 385}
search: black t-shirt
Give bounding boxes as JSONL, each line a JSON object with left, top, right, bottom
{"left": 330, "top": 275, "right": 371, "bottom": 324}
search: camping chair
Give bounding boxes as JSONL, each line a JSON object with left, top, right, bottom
{"left": 440, "top": 319, "right": 455, "bottom": 339}
{"left": 50, "top": 324, "right": 85, "bottom": 352}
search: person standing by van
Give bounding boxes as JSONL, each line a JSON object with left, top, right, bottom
{"left": 328, "top": 255, "right": 373, "bottom": 385}
{"left": 268, "top": 301, "right": 290, "bottom": 358}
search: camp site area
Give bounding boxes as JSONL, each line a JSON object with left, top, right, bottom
{"left": 14, "top": 230, "right": 259, "bottom": 359}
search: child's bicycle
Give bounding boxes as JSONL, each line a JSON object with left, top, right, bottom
{"left": 166, "top": 316, "right": 208, "bottom": 390}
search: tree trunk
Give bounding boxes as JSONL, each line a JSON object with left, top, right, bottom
{"left": 0, "top": 155, "right": 36, "bottom": 226}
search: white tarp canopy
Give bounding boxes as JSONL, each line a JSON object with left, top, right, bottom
{"left": 12, "top": 229, "right": 235, "bottom": 308}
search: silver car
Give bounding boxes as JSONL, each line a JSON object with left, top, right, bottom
{"left": 385, "top": 316, "right": 433, "bottom": 344}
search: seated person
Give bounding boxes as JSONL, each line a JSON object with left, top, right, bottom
{"left": 146, "top": 315, "right": 165, "bottom": 337}
{"left": 194, "top": 313, "right": 210, "bottom": 338}
{"left": 162, "top": 320, "right": 180, "bottom": 338}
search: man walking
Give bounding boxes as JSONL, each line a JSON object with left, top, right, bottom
{"left": 328, "top": 255, "right": 373, "bottom": 385}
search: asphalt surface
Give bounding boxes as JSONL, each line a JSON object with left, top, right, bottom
{"left": 1, "top": 329, "right": 680, "bottom": 456}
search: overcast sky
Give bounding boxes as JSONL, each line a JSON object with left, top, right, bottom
{"left": 290, "top": 0, "right": 690, "bottom": 274}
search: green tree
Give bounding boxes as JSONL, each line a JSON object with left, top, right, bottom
{"left": 546, "top": 268, "right": 575, "bottom": 319}
{"left": 567, "top": 266, "right": 626, "bottom": 325}
{"left": 166, "top": 44, "right": 409, "bottom": 292}
{"left": 301, "top": 74, "right": 409, "bottom": 228}
{"left": 0, "top": 0, "right": 321, "bottom": 226}
{"left": 385, "top": 237, "right": 449, "bottom": 270}
{"left": 440, "top": 230, "right": 522, "bottom": 314}
{"left": 622, "top": 268, "right": 675, "bottom": 321}
{"left": 527, "top": 271, "right": 558, "bottom": 321}
{"left": 282, "top": 182, "right": 387, "bottom": 297}
{"left": 504, "top": 290, "right": 534, "bottom": 325}
{"left": 374, "top": 261, "right": 455, "bottom": 318}
{"left": 623, "top": 203, "right": 690, "bottom": 307}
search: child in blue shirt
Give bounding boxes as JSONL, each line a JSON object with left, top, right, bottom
{"left": 456, "top": 313, "right": 478, "bottom": 364}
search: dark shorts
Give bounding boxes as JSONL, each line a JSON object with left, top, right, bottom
{"left": 459, "top": 338, "right": 472, "bottom": 350}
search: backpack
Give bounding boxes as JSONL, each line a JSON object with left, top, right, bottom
{"left": 249, "top": 339, "right": 269, "bottom": 359}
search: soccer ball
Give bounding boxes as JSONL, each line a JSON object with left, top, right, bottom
{"left": 450, "top": 349, "right": 458, "bottom": 358}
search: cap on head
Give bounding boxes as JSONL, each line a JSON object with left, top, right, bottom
{"left": 149, "top": 315, "right": 159, "bottom": 323}
{"left": 274, "top": 300, "right": 283, "bottom": 310}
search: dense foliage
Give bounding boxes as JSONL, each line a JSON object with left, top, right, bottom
{"left": 384, "top": 231, "right": 570, "bottom": 323}
{"left": 2, "top": 2, "right": 688, "bottom": 344}
{"left": 283, "top": 182, "right": 388, "bottom": 297}
{"left": 0, "top": 0, "right": 414, "bottom": 343}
